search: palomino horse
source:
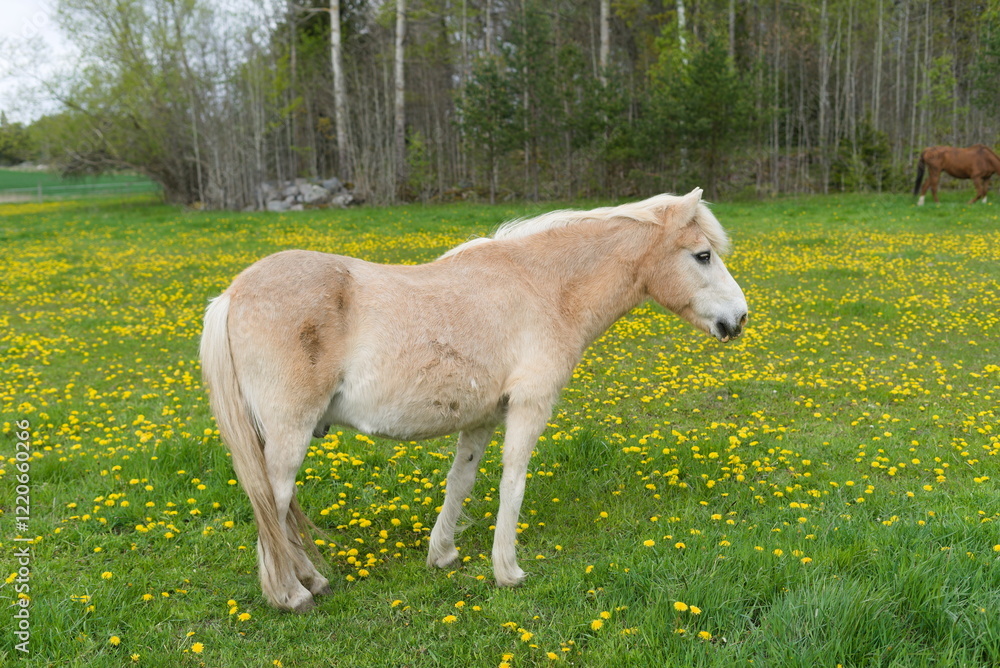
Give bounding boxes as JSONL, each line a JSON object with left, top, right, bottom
{"left": 914, "top": 144, "right": 1000, "bottom": 205}
{"left": 200, "top": 188, "right": 748, "bottom": 612}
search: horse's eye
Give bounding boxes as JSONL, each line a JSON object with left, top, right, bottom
{"left": 694, "top": 251, "right": 712, "bottom": 265}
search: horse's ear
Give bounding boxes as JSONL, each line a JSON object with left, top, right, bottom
{"left": 671, "top": 187, "right": 704, "bottom": 225}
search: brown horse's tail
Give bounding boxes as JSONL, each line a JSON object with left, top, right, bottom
{"left": 200, "top": 293, "right": 305, "bottom": 610}
{"left": 913, "top": 156, "right": 926, "bottom": 196}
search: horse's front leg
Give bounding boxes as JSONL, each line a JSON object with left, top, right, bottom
{"left": 492, "top": 400, "right": 551, "bottom": 587}
{"left": 427, "top": 425, "right": 495, "bottom": 569}
{"left": 971, "top": 176, "right": 988, "bottom": 204}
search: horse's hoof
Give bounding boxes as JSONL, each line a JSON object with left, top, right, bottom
{"left": 495, "top": 568, "right": 527, "bottom": 587}
{"left": 427, "top": 546, "right": 460, "bottom": 569}
{"left": 280, "top": 588, "right": 315, "bottom": 613}
{"left": 311, "top": 581, "right": 332, "bottom": 597}
{"left": 291, "top": 597, "right": 315, "bottom": 613}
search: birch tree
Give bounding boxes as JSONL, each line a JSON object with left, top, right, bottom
{"left": 394, "top": 0, "right": 406, "bottom": 194}
{"left": 330, "top": 0, "right": 351, "bottom": 180}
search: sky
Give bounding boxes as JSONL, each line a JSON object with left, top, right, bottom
{"left": 0, "top": 0, "right": 76, "bottom": 123}
{"left": 0, "top": 0, "right": 279, "bottom": 125}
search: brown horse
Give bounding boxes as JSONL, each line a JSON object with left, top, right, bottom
{"left": 913, "top": 144, "right": 1000, "bottom": 205}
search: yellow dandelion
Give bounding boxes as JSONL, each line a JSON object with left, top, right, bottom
{"left": 590, "top": 619, "right": 604, "bottom": 631}
{"left": 109, "top": 635, "right": 121, "bottom": 646}
{"left": 674, "top": 601, "right": 688, "bottom": 612}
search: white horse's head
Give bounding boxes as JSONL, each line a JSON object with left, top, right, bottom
{"left": 640, "top": 188, "right": 748, "bottom": 342}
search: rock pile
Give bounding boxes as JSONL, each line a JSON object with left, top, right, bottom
{"left": 258, "top": 177, "right": 356, "bottom": 212}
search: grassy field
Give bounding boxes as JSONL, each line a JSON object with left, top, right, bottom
{"left": 0, "top": 169, "right": 158, "bottom": 201}
{"left": 1, "top": 191, "right": 999, "bottom": 667}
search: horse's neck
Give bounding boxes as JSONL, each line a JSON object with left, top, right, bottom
{"left": 989, "top": 148, "right": 1000, "bottom": 173}
{"left": 509, "top": 223, "right": 650, "bottom": 347}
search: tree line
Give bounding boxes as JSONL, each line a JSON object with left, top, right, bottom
{"left": 1, "top": 0, "right": 998, "bottom": 208}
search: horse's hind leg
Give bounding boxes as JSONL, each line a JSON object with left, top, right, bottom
{"left": 263, "top": 426, "right": 331, "bottom": 602}
{"left": 918, "top": 168, "right": 940, "bottom": 205}
{"left": 428, "top": 425, "right": 495, "bottom": 569}
{"left": 929, "top": 170, "right": 941, "bottom": 203}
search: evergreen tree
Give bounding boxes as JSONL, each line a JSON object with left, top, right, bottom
{"left": 651, "top": 36, "right": 751, "bottom": 198}
{"left": 457, "top": 55, "right": 518, "bottom": 203}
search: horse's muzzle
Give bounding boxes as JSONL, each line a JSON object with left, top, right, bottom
{"left": 716, "top": 312, "right": 747, "bottom": 342}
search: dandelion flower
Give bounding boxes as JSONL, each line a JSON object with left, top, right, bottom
{"left": 590, "top": 619, "right": 603, "bottom": 631}
{"left": 191, "top": 642, "right": 204, "bottom": 653}
{"left": 698, "top": 631, "right": 712, "bottom": 640}
{"left": 109, "top": 636, "right": 121, "bottom": 646}
{"left": 101, "top": 571, "right": 113, "bottom": 580}
{"left": 442, "top": 615, "right": 458, "bottom": 624}
{"left": 674, "top": 601, "right": 688, "bottom": 612}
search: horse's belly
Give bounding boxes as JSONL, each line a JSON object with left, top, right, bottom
{"left": 322, "top": 377, "right": 502, "bottom": 441}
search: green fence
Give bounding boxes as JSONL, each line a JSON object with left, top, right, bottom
{"left": 0, "top": 170, "right": 161, "bottom": 202}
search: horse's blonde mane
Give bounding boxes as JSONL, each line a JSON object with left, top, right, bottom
{"left": 441, "top": 191, "right": 730, "bottom": 259}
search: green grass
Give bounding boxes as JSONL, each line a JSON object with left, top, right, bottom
{"left": 1, "top": 192, "right": 999, "bottom": 667}
{"left": 0, "top": 169, "right": 158, "bottom": 200}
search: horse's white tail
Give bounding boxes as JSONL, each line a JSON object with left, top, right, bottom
{"left": 200, "top": 293, "right": 311, "bottom": 610}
